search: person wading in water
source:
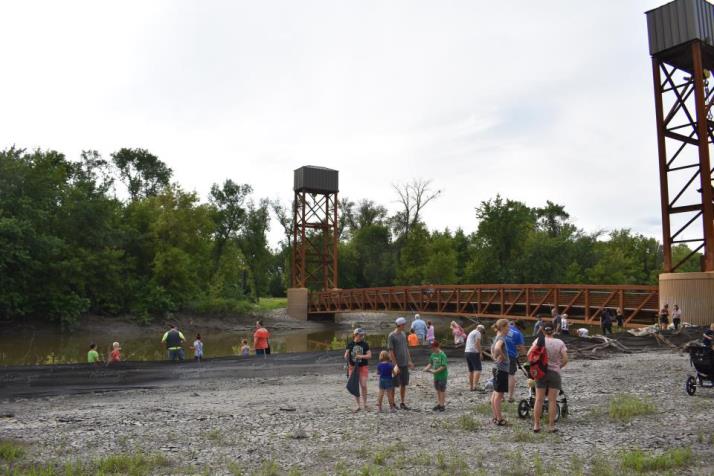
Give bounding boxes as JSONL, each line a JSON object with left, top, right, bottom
{"left": 162, "top": 324, "right": 186, "bottom": 361}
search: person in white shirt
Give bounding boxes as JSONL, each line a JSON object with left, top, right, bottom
{"left": 464, "top": 324, "right": 485, "bottom": 391}
{"left": 560, "top": 313, "right": 569, "bottom": 335}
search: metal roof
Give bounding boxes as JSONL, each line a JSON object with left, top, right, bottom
{"left": 646, "top": 0, "right": 714, "bottom": 55}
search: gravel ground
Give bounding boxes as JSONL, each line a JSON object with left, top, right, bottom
{"left": 1, "top": 349, "right": 713, "bottom": 475}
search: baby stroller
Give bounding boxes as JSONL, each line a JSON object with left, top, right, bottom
{"left": 685, "top": 344, "right": 714, "bottom": 396}
{"left": 515, "top": 360, "right": 569, "bottom": 421}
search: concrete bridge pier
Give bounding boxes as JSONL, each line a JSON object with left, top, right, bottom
{"left": 659, "top": 272, "right": 714, "bottom": 326}
{"left": 287, "top": 288, "right": 334, "bottom": 321}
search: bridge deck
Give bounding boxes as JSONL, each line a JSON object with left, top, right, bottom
{"left": 308, "top": 284, "right": 660, "bottom": 327}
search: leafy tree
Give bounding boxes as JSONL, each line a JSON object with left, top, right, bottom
{"left": 111, "top": 148, "right": 172, "bottom": 200}
{"left": 237, "top": 199, "right": 271, "bottom": 301}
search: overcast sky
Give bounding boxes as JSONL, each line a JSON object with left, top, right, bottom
{"left": 1, "top": 1, "right": 672, "bottom": 246}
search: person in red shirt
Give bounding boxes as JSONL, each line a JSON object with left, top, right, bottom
{"left": 109, "top": 342, "right": 122, "bottom": 364}
{"left": 253, "top": 321, "right": 270, "bottom": 357}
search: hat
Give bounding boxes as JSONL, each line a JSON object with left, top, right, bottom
{"left": 543, "top": 324, "right": 554, "bottom": 332}
{"left": 353, "top": 328, "right": 366, "bottom": 335}
{"left": 395, "top": 317, "right": 407, "bottom": 326}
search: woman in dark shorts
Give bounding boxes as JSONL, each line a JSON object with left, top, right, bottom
{"left": 490, "top": 319, "right": 510, "bottom": 426}
{"left": 530, "top": 324, "right": 568, "bottom": 433}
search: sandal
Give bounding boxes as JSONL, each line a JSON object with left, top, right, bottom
{"left": 533, "top": 428, "right": 541, "bottom": 433}
{"left": 548, "top": 428, "right": 559, "bottom": 433}
{"left": 496, "top": 419, "right": 508, "bottom": 426}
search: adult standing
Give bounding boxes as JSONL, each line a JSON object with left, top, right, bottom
{"left": 490, "top": 319, "right": 510, "bottom": 426}
{"left": 253, "top": 321, "right": 271, "bottom": 357}
{"left": 504, "top": 320, "right": 526, "bottom": 403}
{"left": 615, "top": 307, "right": 625, "bottom": 329}
{"left": 162, "top": 324, "right": 186, "bottom": 361}
{"left": 464, "top": 324, "right": 485, "bottom": 391}
{"left": 530, "top": 324, "right": 568, "bottom": 433}
{"left": 601, "top": 309, "right": 613, "bottom": 335}
{"left": 671, "top": 305, "right": 682, "bottom": 331}
{"left": 411, "top": 314, "right": 427, "bottom": 344}
{"left": 659, "top": 304, "right": 670, "bottom": 331}
{"left": 344, "top": 328, "right": 371, "bottom": 412}
{"left": 388, "top": 317, "right": 415, "bottom": 410}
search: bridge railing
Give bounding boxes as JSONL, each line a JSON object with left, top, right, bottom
{"left": 308, "top": 284, "right": 660, "bottom": 327}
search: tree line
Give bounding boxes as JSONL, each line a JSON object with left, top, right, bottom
{"left": 0, "top": 148, "right": 695, "bottom": 327}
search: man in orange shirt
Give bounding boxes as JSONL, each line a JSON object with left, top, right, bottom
{"left": 253, "top": 321, "right": 270, "bottom": 357}
{"left": 407, "top": 329, "right": 419, "bottom": 347}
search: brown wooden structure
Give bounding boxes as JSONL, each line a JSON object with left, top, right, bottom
{"left": 308, "top": 284, "right": 659, "bottom": 327}
{"left": 648, "top": 1, "right": 714, "bottom": 272}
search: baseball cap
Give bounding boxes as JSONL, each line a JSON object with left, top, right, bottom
{"left": 353, "top": 328, "right": 366, "bottom": 335}
{"left": 395, "top": 317, "right": 407, "bottom": 326}
{"left": 543, "top": 324, "right": 554, "bottom": 332}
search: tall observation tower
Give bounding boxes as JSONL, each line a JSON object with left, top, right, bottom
{"left": 647, "top": 0, "right": 714, "bottom": 325}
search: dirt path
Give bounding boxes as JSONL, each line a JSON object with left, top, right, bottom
{"left": 1, "top": 348, "right": 713, "bottom": 475}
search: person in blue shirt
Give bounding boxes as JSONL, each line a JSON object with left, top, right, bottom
{"left": 411, "top": 314, "right": 428, "bottom": 344}
{"left": 504, "top": 320, "right": 526, "bottom": 403}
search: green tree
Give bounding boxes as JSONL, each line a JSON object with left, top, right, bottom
{"left": 111, "top": 148, "right": 172, "bottom": 200}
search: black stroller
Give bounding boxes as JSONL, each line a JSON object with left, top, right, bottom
{"left": 515, "top": 360, "right": 569, "bottom": 421}
{"left": 685, "top": 345, "right": 714, "bottom": 396}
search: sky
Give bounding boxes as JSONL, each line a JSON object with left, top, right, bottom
{"left": 0, "top": 0, "right": 674, "bottom": 246}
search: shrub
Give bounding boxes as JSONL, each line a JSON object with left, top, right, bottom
{"left": 608, "top": 394, "right": 655, "bottom": 421}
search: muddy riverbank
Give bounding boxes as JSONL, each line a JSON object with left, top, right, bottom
{"left": 1, "top": 331, "right": 713, "bottom": 475}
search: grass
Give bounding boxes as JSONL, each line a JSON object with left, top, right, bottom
{"left": 511, "top": 429, "right": 540, "bottom": 443}
{"left": 619, "top": 447, "right": 693, "bottom": 473}
{"left": 95, "top": 453, "right": 169, "bottom": 475}
{"left": 0, "top": 440, "right": 25, "bottom": 462}
{"left": 457, "top": 414, "right": 480, "bottom": 431}
{"left": 255, "top": 297, "right": 288, "bottom": 311}
{"left": 608, "top": 394, "right": 656, "bottom": 422}
{"left": 206, "top": 429, "right": 225, "bottom": 444}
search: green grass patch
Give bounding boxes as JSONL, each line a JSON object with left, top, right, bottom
{"left": 473, "top": 402, "right": 492, "bottom": 415}
{"left": 511, "top": 429, "right": 540, "bottom": 443}
{"left": 608, "top": 394, "right": 656, "bottom": 422}
{"left": 96, "top": 453, "right": 168, "bottom": 475}
{"left": 255, "top": 297, "right": 288, "bottom": 311}
{"left": 457, "top": 414, "right": 480, "bottom": 431}
{"left": 0, "top": 440, "right": 25, "bottom": 462}
{"left": 619, "top": 447, "right": 693, "bottom": 473}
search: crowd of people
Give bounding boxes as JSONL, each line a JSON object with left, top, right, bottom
{"left": 344, "top": 314, "right": 568, "bottom": 433}
{"left": 86, "top": 321, "right": 270, "bottom": 365}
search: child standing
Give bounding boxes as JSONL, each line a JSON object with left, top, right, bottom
{"left": 376, "top": 351, "right": 396, "bottom": 412}
{"left": 109, "top": 342, "right": 122, "bottom": 364}
{"left": 191, "top": 334, "right": 204, "bottom": 362}
{"left": 424, "top": 341, "right": 448, "bottom": 411}
{"left": 426, "top": 320, "right": 435, "bottom": 345}
{"left": 240, "top": 339, "right": 250, "bottom": 357}
{"left": 87, "top": 343, "right": 101, "bottom": 365}
{"left": 407, "top": 329, "right": 419, "bottom": 347}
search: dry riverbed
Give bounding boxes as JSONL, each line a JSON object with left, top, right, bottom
{"left": 1, "top": 350, "right": 713, "bottom": 475}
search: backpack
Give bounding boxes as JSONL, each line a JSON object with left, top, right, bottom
{"left": 527, "top": 334, "right": 548, "bottom": 380}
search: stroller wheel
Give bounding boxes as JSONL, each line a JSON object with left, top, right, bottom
{"left": 553, "top": 403, "right": 561, "bottom": 423}
{"left": 517, "top": 399, "right": 530, "bottom": 419}
{"left": 685, "top": 376, "right": 697, "bottom": 396}
{"left": 561, "top": 402, "right": 569, "bottom": 418}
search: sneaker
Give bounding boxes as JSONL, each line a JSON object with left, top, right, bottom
{"left": 432, "top": 405, "right": 441, "bottom": 411}
{"left": 438, "top": 405, "right": 446, "bottom": 412}
{"left": 400, "top": 403, "right": 410, "bottom": 410}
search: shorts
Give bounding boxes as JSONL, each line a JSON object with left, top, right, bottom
{"left": 535, "top": 370, "right": 562, "bottom": 390}
{"left": 348, "top": 365, "right": 369, "bottom": 379}
{"left": 379, "top": 377, "right": 394, "bottom": 390}
{"left": 508, "top": 358, "right": 518, "bottom": 376}
{"left": 494, "top": 370, "right": 509, "bottom": 393}
{"left": 392, "top": 366, "right": 410, "bottom": 387}
{"left": 255, "top": 348, "right": 267, "bottom": 356}
{"left": 465, "top": 352, "right": 482, "bottom": 372}
{"left": 168, "top": 348, "right": 185, "bottom": 361}
{"left": 659, "top": 316, "right": 669, "bottom": 324}
{"left": 433, "top": 379, "right": 447, "bottom": 392}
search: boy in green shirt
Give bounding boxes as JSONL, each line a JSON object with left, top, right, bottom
{"left": 424, "top": 341, "right": 448, "bottom": 411}
{"left": 87, "top": 343, "right": 100, "bottom": 365}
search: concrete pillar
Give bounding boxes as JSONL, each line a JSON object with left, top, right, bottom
{"left": 659, "top": 272, "right": 714, "bottom": 326}
{"left": 287, "top": 288, "right": 308, "bottom": 320}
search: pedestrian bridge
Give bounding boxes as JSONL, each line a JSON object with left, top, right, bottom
{"left": 307, "top": 284, "right": 659, "bottom": 328}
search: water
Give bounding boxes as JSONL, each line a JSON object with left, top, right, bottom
{"left": 0, "top": 320, "right": 614, "bottom": 366}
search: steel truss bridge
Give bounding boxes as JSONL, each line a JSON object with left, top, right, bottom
{"left": 308, "top": 284, "right": 659, "bottom": 327}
